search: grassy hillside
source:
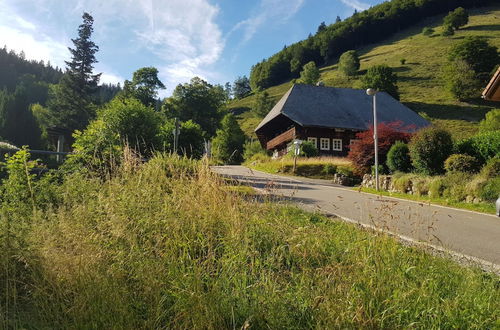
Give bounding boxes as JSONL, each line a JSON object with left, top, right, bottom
{"left": 231, "top": 6, "right": 500, "bottom": 139}
{"left": 1, "top": 150, "right": 499, "bottom": 328}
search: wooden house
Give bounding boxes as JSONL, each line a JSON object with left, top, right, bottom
{"left": 255, "top": 84, "right": 429, "bottom": 156}
{"left": 482, "top": 66, "right": 500, "bottom": 101}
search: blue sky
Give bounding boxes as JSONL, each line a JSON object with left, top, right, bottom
{"left": 0, "top": 0, "right": 381, "bottom": 96}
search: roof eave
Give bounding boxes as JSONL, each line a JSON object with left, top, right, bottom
{"left": 482, "top": 66, "right": 500, "bottom": 100}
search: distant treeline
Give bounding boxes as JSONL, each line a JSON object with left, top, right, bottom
{"left": 0, "top": 47, "right": 120, "bottom": 148}
{"left": 250, "top": 0, "right": 498, "bottom": 90}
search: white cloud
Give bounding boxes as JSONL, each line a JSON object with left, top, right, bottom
{"left": 2, "top": 0, "right": 226, "bottom": 92}
{"left": 339, "top": 0, "right": 370, "bottom": 11}
{"left": 0, "top": 2, "right": 69, "bottom": 68}
{"left": 230, "top": 0, "right": 305, "bottom": 45}
{"left": 99, "top": 72, "right": 124, "bottom": 85}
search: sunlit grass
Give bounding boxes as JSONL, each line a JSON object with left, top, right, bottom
{"left": 1, "top": 151, "right": 499, "bottom": 328}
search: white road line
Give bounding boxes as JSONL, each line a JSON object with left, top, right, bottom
{"left": 334, "top": 213, "right": 500, "bottom": 275}
{"left": 244, "top": 168, "right": 495, "bottom": 218}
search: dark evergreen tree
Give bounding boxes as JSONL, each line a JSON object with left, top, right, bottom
{"left": 317, "top": 22, "right": 327, "bottom": 34}
{"left": 47, "top": 12, "right": 100, "bottom": 131}
{"left": 335, "top": 16, "right": 342, "bottom": 23}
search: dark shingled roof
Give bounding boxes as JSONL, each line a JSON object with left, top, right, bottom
{"left": 255, "top": 84, "right": 429, "bottom": 132}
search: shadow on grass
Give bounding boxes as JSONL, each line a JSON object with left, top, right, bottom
{"left": 462, "top": 25, "right": 500, "bottom": 32}
{"left": 230, "top": 106, "right": 251, "bottom": 115}
{"left": 404, "top": 101, "right": 492, "bottom": 121}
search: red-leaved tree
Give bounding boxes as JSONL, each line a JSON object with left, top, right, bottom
{"left": 348, "top": 121, "right": 414, "bottom": 174}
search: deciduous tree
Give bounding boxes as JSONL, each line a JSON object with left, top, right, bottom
{"left": 299, "top": 61, "right": 320, "bottom": 85}
{"left": 338, "top": 50, "right": 360, "bottom": 76}
{"left": 361, "top": 65, "right": 399, "bottom": 100}
{"left": 122, "top": 67, "right": 165, "bottom": 108}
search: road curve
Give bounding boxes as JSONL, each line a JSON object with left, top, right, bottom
{"left": 212, "top": 165, "right": 500, "bottom": 270}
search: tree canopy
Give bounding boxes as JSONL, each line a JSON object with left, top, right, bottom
{"left": 443, "top": 7, "right": 469, "bottom": 30}
{"left": 361, "top": 65, "right": 399, "bottom": 100}
{"left": 338, "top": 50, "right": 360, "bottom": 76}
{"left": 232, "top": 76, "right": 252, "bottom": 99}
{"left": 122, "top": 67, "right": 165, "bottom": 108}
{"left": 298, "top": 61, "right": 320, "bottom": 85}
{"left": 212, "top": 113, "right": 246, "bottom": 164}
{"left": 448, "top": 36, "right": 499, "bottom": 81}
{"left": 164, "top": 77, "right": 227, "bottom": 137}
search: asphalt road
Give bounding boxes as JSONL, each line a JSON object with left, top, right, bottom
{"left": 212, "top": 165, "right": 500, "bottom": 270}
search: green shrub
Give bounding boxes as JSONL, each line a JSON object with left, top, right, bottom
{"left": 243, "top": 140, "right": 267, "bottom": 162}
{"left": 322, "top": 163, "right": 337, "bottom": 175}
{"left": 439, "top": 172, "right": 469, "bottom": 202}
{"left": 301, "top": 141, "right": 319, "bottom": 157}
{"left": 247, "top": 152, "right": 270, "bottom": 164}
{"left": 413, "top": 176, "right": 432, "bottom": 196}
{"left": 392, "top": 174, "right": 415, "bottom": 193}
{"left": 444, "top": 154, "right": 480, "bottom": 173}
{"left": 429, "top": 177, "right": 446, "bottom": 198}
{"left": 422, "top": 27, "right": 434, "bottom": 36}
{"left": 386, "top": 141, "right": 412, "bottom": 173}
{"left": 409, "top": 127, "right": 453, "bottom": 175}
{"left": 470, "top": 131, "right": 500, "bottom": 163}
{"left": 400, "top": 58, "right": 406, "bottom": 65}
{"left": 479, "top": 109, "right": 500, "bottom": 133}
{"left": 478, "top": 177, "right": 500, "bottom": 202}
{"left": 480, "top": 157, "right": 500, "bottom": 179}
{"left": 442, "top": 24, "right": 454, "bottom": 36}
{"left": 337, "top": 165, "right": 354, "bottom": 177}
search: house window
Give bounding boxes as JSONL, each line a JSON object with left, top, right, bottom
{"left": 307, "top": 137, "right": 317, "bottom": 147}
{"left": 350, "top": 139, "right": 358, "bottom": 146}
{"left": 332, "top": 139, "right": 342, "bottom": 151}
{"left": 320, "top": 138, "right": 330, "bottom": 150}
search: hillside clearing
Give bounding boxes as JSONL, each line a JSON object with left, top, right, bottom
{"left": 231, "top": 6, "right": 500, "bottom": 139}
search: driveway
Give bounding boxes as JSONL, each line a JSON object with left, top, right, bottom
{"left": 212, "top": 165, "right": 500, "bottom": 271}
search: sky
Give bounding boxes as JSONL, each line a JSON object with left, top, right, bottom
{"left": 0, "top": 0, "right": 382, "bottom": 96}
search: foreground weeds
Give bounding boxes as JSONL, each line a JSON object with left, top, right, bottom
{"left": 1, "top": 151, "right": 499, "bottom": 328}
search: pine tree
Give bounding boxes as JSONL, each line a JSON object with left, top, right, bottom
{"left": 47, "top": 12, "right": 100, "bottom": 131}
{"left": 212, "top": 113, "right": 246, "bottom": 164}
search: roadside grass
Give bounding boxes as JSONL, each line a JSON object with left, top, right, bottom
{"left": 358, "top": 187, "right": 496, "bottom": 215}
{"left": 247, "top": 156, "right": 353, "bottom": 179}
{"left": 230, "top": 6, "right": 500, "bottom": 139}
{"left": 1, "top": 151, "right": 499, "bottom": 328}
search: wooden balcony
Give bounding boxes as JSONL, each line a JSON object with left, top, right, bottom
{"left": 266, "top": 127, "right": 296, "bottom": 150}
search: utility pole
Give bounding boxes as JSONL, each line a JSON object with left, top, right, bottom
{"left": 366, "top": 88, "right": 379, "bottom": 191}
{"left": 173, "top": 117, "right": 180, "bottom": 154}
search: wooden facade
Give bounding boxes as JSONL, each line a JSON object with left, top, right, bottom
{"left": 256, "top": 114, "right": 359, "bottom": 156}
{"left": 255, "top": 85, "right": 429, "bottom": 157}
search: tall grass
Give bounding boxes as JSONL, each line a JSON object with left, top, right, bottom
{"left": 0, "top": 150, "right": 499, "bottom": 328}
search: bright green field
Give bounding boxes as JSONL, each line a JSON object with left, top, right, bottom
{"left": 230, "top": 6, "right": 500, "bottom": 138}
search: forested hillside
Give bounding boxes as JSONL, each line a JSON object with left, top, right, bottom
{"left": 249, "top": 0, "right": 498, "bottom": 90}
{"left": 0, "top": 47, "right": 120, "bottom": 149}
{"left": 231, "top": 5, "right": 500, "bottom": 139}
